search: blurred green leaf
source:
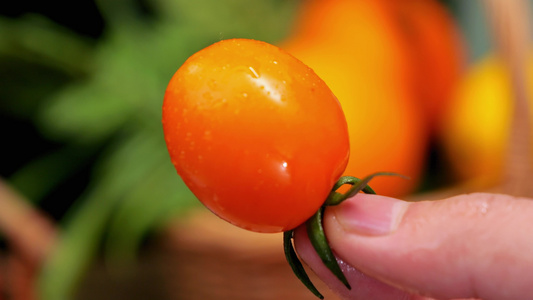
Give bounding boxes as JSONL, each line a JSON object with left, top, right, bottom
{"left": 0, "top": 14, "right": 95, "bottom": 75}
{"left": 156, "top": 0, "right": 299, "bottom": 41}
{"left": 103, "top": 155, "right": 196, "bottom": 266}
{"left": 38, "top": 29, "right": 161, "bottom": 143}
{"left": 0, "top": 56, "right": 72, "bottom": 117}
{"left": 38, "top": 127, "right": 172, "bottom": 300}
{"left": 9, "top": 145, "right": 98, "bottom": 203}
{"left": 38, "top": 80, "right": 136, "bottom": 143}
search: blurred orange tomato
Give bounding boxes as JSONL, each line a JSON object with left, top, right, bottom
{"left": 280, "top": 0, "right": 428, "bottom": 197}
{"left": 392, "top": 0, "right": 465, "bottom": 132}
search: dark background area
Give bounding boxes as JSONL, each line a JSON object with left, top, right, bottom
{"left": 0, "top": 0, "right": 105, "bottom": 220}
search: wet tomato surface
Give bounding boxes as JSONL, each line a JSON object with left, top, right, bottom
{"left": 163, "top": 39, "right": 349, "bottom": 232}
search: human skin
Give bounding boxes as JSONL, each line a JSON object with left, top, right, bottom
{"left": 294, "top": 193, "right": 533, "bottom": 300}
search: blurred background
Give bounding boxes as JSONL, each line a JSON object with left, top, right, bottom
{"left": 0, "top": 0, "right": 531, "bottom": 299}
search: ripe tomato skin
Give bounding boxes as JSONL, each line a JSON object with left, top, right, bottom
{"left": 162, "top": 39, "right": 349, "bottom": 233}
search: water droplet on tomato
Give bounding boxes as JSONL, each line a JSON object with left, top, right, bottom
{"left": 252, "top": 76, "right": 283, "bottom": 104}
{"left": 248, "top": 66, "right": 260, "bottom": 78}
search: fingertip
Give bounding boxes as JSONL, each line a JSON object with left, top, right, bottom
{"left": 325, "top": 193, "right": 410, "bottom": 236}
{"left": 321, "top": 192, "right": 533, "bottom": 300}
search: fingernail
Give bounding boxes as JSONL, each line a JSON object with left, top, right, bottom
{"left": 330, "top": 194, "right": 409, "bottom": 236}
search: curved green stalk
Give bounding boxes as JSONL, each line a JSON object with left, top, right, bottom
{"left": 284, "top": 172, "right": 407, "bottom": 298}
{"left": 325, "top": 172, "right": 408, "bottom": 206}
{"left": 306, "top": 207, "right": 351, "bottom": 290}
{"left": 283, "top": 230, "right": 324, "bottom": 299}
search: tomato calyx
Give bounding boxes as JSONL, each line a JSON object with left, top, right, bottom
{"left": 284, "top": 172, "right": 408, "bottom": 299}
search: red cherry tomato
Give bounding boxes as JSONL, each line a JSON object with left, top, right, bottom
{"left": 162, "top": 39, "right": 349, "bottom": 233}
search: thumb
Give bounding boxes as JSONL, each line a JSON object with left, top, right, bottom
{"left": 296, "top": 193, "right": 533, "bottom": 300}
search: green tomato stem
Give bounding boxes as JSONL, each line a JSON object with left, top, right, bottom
{"left": 306, "top": 206, "right": 351, "bottom": 290}
{"left": 325, "top": 172, "right": 407, "bottom": 206}
{"left": 284, "top": 172, "right": 408, "bottom": 299}
{"left": 283, "top": 230, "right": 324, "bottom": 299}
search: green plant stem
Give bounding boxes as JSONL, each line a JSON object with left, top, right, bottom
{"left": 283, "top": 230, "right": 324, "bottom": 299}
{"left": 306, "top": 207, "right": 350, "bottom": 290}
{"left": 284, "top": 172, "right": 407, "bottom": 299}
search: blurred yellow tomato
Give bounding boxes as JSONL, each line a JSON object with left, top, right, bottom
{"left": 440, "top": 53, "right": 533, "bottom": 183}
